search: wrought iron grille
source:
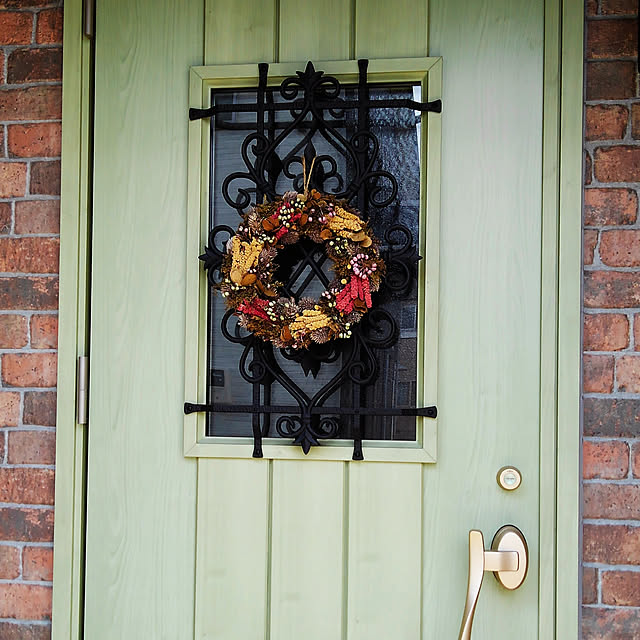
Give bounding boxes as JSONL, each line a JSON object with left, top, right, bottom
{"left": 185, "top": 60, "right": 439, "bottom": 460}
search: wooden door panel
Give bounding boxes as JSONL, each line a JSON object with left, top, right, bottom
{"left": 278, "top": 0, "right": 352, "bottom": 62}
{"left": 84, "top": 1, "right": 203, "bottom": 637}
{"left": 86, "top": 0, "right": 548, "bottom": 637}
{"left": 354, "top": 0, "right": 428, "bottom": 58}
{"left": 204, "top": 0, "right": 277, "bottom": 65}
{"left": 269, "top": 461, "right": 345, "bottom": 639}
{"left": 423, "top": 0, "right": 543, "bottom": 636}
{"left": 195, "top": 460, "right": 270, "bottom": 639}
{"left": 347, "top": 463, "right": 423, "bottom": 639}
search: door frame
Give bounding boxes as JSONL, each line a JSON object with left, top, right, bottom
{"left": 51, "top": 0, "right": 583, "bottom": 637}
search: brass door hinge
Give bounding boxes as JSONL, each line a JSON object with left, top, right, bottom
{"left": 77, "top": 356, "right": 89, "bottom": 424}
{"left": 83, "top": 0, "right": 95, "bottom": 38}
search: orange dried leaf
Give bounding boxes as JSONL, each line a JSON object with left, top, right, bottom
{"left": 241, "top": 273, "right": 257, "bottom": 286}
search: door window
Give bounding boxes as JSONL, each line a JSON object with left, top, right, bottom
{"left": 184, "top": 59, "right": 441, "bottom": 461}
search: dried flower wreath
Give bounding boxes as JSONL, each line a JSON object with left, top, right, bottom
{"left": 216, "top": 161, "right": 386, "bottom": 350}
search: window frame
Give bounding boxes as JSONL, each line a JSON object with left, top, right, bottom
{"left": 184, "top": 57, "right": 441, "bottom": 462}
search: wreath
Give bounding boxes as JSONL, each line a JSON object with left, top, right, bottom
{"left": 217, "top": 178, "right": 386, "bottom": 350}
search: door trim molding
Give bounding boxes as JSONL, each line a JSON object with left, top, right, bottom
{"left": 52, "top": 0, "right": 92, "bottom": 637}
{"left": 52, "top": 0, "right": 583, "bottom": 636}
{"left": 554, "top": 0, "right": 584, "bottom": 636}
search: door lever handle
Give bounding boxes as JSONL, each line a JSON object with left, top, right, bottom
{"left": 458, "top": 525, "right": 528, "bottom": 640}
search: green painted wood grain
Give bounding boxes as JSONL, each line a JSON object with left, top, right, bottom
{"left": 278, "top": 0, "right": 353, "bottom": 62}
{"left": 83, "top": 0, "right": 203, "bottom": 637}
{"left": 205, "top": 0, "right": 277, "bottom": 64}
{"left": 52, "top": 0, "right": 91, "bottom": 637}
{"left": 556, "top": 0, "right": 583, "bottom": 636}
{"left": 65, "top": 0, "right": 583, "bottom": 637}
{"left": 269, "top": 461, "right": 345, "bottom": 639}
{"left": 425, "top": 0, "right": 544, "bottom": 636}
{"left": 195, "top": 459, "right": 271, "bottom": 639}
{"left": 355, "top": 0, "right": 428, "bottom": 58}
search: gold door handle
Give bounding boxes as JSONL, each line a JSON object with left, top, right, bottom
{"left": 458, "top": 525, "right": 528, "bottom": 640}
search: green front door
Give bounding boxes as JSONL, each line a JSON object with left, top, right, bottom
{"left": 83, "top": 0, "right": 564, "bottom": 638}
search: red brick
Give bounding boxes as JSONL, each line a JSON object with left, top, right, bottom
{"left": 0, "top": 203, "right": 11, "bottom": 234}
{"left": 35, "top": 7, "right": 62, "bottom": 44}
{"left": 617, "top": 355, "right": 640, "bottom": 392}
{"left": 0, "top": 162, "right": 27, "bottom": 197}
{"left": 584, "top": 524, "right": 640, "bottom": 564}
{"left": 583, "top": 567, "right": 598, "bottom": 604}
{"left": 585, "top": 104, "right": 628, "bottom": 140}
{"left": 8, "top": 123, "right": 61, "bottom": 158}
{"left": 602, "top": 571, "right": 640, "bottom": 606}
{"left": 30, "top": 315, "right": 57, "bottom": 348}
{"left": 14, "top": 200, "right": 59, "bottom": 234}
{"left": 8, "top": 430, "right": 55, "bottom": 465}
{"left": 1, "top": 353, "right": 57, "bottom": 387}
{"left": 585, "top": 150, "right": 593, "bottom": 185}
{"left": 30, "top": 160, "right": 60, "bottom": 195}
{"left": 584, "top": 229, "right": 598, "bottom": 265}
{"left": 584, "top": 188, "right": 638, "bottom": 225}
{"left": 0, "top": 11, "right": 33, "bottom": 45}
{"left": 0, "top": 277, "right": 58, "bottom": 310}
{"left": 586, "top": 0, "right": 598, "bottom": 15}
{"left": 0, "top": 546, "right": 20, "bottom": 580}
{"left": 584, "top": 483, "right": 640, "bottom": 519}
{"left": 0, "top": 391, "right": 20, "bottom": 427}
{"left": 586, "top": 18, "right": 638, "bottom": 59}
{"left": 632, "top": 103, "right": 640, "bottom": 139}
{"left": 0, "top": 468, "right": 54, "bottom": 504}
{"left": 583, "top": 607, "right": 640, "bottom": 639}
{"left": 0, "top": 49, "right": 4, "bottom": 83}
{"left": 600, "top": 230, "right": 640, "bottom": 266}
{"left": 7, "top": 47, "right": 62, "bottom": 83}
{"left": 631, "top": 442, "right": 640, "bottom": 477}
{"left": 585, "top": 398, "right": 640, "bottom": 437}
{"left": 22, "top": 547, "right": 52, "bottom": 582}
{"left": 0, "top": 0, "right": 55, "bottom": 6}
{"left": 635, "top": 314, "right": 640, "bottom": 351}
{"left": 0, "top": 623, "right": 50, "bottom": 640}
{"left": 0, "top": 86, "right": 61, "bottom": 121}
{"left": 23, "top": 391, "right": 56, "bottom": 426}
{"left": 584, "top": 440, "right": 629, "bottom": 479}
{"left": 584, "top": 313, "right": 629, "bottom": 351}
{"left": 586, "top": 61, "right": 637, "bottom": 100}
{"left": 0, "top": 583, "right": 51, "bottom": 620}
{"left": 584, "top": 271, "right": 640, "bottom": 308}
{"left": 594, "top": 146, "right": 640, "bottom": 182}
{"left": 0, "top": 237, "right": 59, "bottom": 273}
{"left": 601, "top": 0, "right": 638, "bottom": 14}
{"left": 583, "top": 354, "right": 615, "bottom": 393}
{"left": 0, "top": 508, "right": 53, "bottom": 542}
{"left": 0, "top": 314, "right": 28, "bottom": 348}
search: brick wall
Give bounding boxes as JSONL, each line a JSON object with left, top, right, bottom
{"left": 582, "top": 1, "right": 640, "bottom": 637}
{"left": 0, "top": 1, "right": 62, "bottom": 638}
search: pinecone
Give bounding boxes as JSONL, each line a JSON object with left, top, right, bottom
{"left": 299, "top": 297, "right": 316, "bottom": 311}
{"left": 311, "top": 327, "right": 331, "bottom": 343}
{"left": 282, "top": 231, "right": 300, "bottom": 245}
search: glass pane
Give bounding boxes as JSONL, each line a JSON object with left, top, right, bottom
{"left": 206, "top": 82, "right": 421, "bottom": 441}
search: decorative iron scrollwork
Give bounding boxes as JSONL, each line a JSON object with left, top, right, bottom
{"left": 185, "top": 59, "right": 439, "bottom": 459}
